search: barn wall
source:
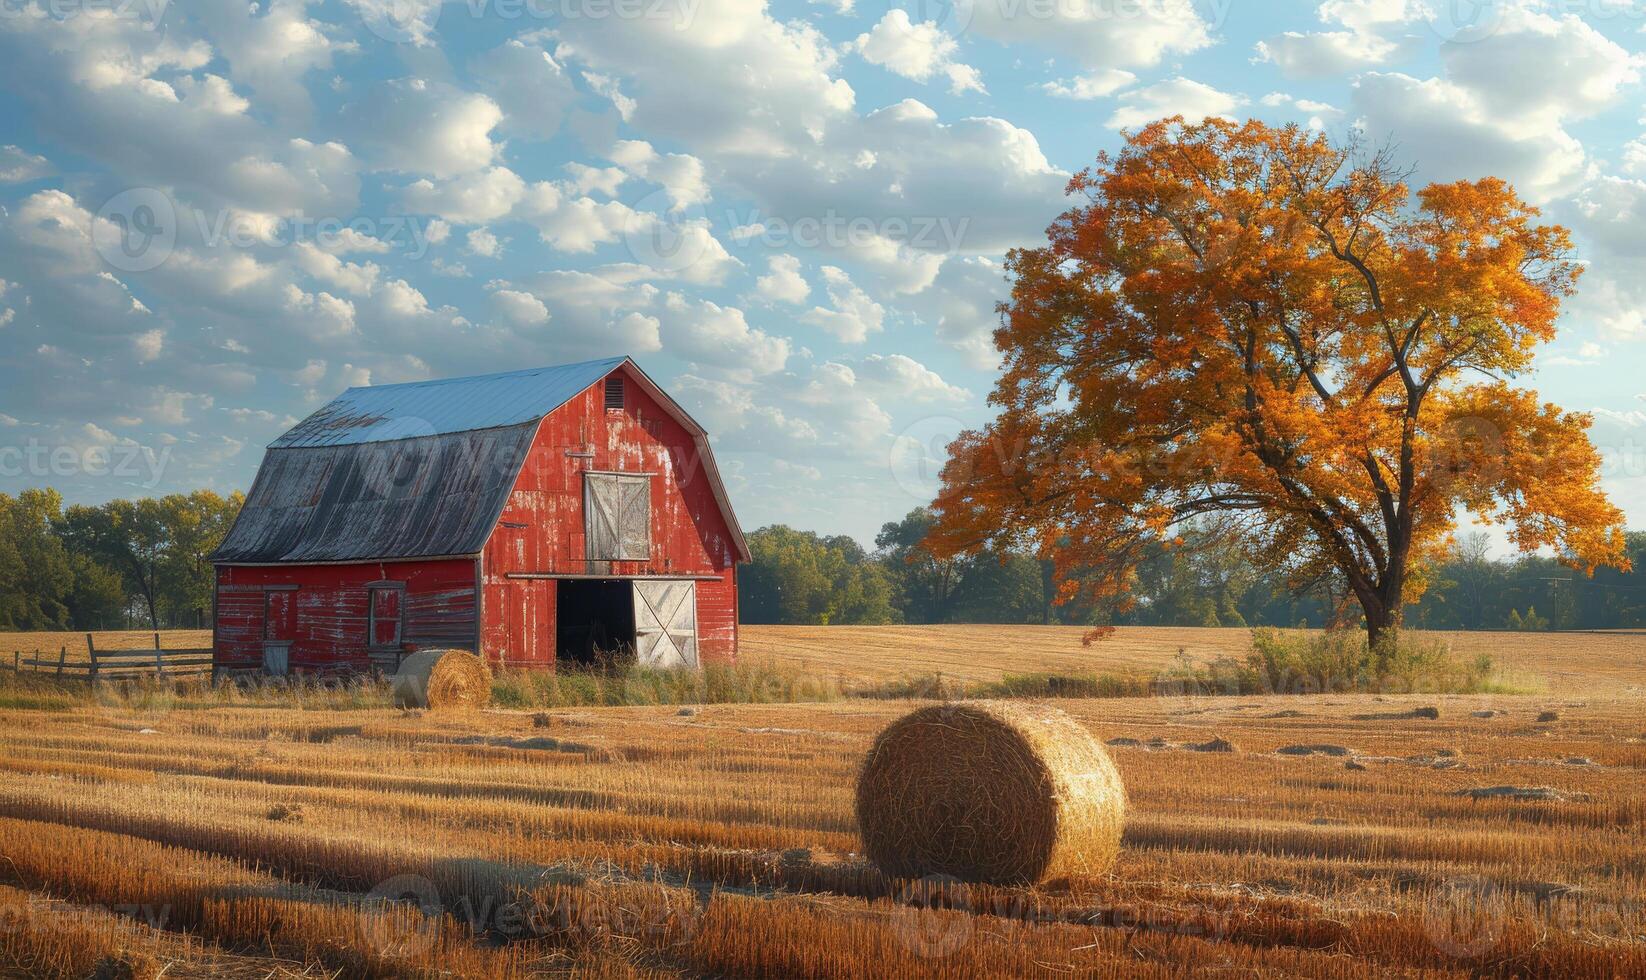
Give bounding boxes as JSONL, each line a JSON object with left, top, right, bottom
{"left": 481, "top": 363, "right": 740, "bottom": 667}
{"left": 214, "top": 559, "right": 477, "bottom": 673}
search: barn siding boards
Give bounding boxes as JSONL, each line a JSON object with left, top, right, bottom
{"left": 214, "top": 559, "right": 477, "bottom": 672}
{"left": 479, "top": 364, "right": 740, "bottom": 667}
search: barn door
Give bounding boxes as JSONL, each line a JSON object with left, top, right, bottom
{"left": 263, "top": 588, "right": 296, "bottom": 675}
{"left": 585, "top": 473, "right": 651, "bottom": 563}
{"left": 631, "top": 581, "right": 697, "bottom": 668}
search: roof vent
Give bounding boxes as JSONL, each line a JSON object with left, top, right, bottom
{"left": 604, "top": 376, "right": 625, "bottom": 410}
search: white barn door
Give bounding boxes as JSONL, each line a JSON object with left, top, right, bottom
{"left": 631, "top": 580, "right": 698, "bottom": 668}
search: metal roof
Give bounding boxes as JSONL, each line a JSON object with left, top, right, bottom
{"left": 215, "top": 355, "right": 751, "bottom": 565}
{"left": 212, "top": 425, "right": 537, "bottom": 564}
{"left": 272, "top": 356, "right": 628, "bottom": 448}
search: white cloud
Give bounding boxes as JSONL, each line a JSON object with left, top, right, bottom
{"left": 343, "top": 79, "right": 503, "bottom": 177}
{"left": 607, "top": 140, "right": 711, "bottom": 212}
{"left": 852, "top": 353, "right": 968, "bottom": 403}
{"left": 801, "top": 266, "right": 884, "bottom": 343}
{"left": 293, "top": 242, "right": 379, "bottom": 296}
{"left": 491, "top": 288, "right": 550, "bottom": 326}
{"left": 473, "top": 40, "right": 577, "bottom": 141}
{"left": 1352, "top": 72, "right": 1586, "bottom": 203}
{"left": 466, "top": 227, "right": 502, "bottom": 258}
{"left": 132, "top": 328, "right": 165, "bottom": 363}
{"left": 1107, "top": 77, "right": 1247, "bottom": 130}
{"left": 852, "top": 11, "right": 985, "bottom": 95}
{"left": 1255, "top": 0, "right": 1420, "bottom": 78}
{"left": 0, "top": 145, "right": 51, "bottom": 182}
{"left": 958, "top": 0, "right": 1212, "bottom": 70}
{"left": 401, "top": 166, "right": 527, "bottom": 225}
{"left": 1041, "top": 69, "right": 1136, "bottom": 101}
{"left": 754, "top": 254, "right": 810, "bottom": 304}
{"left": 660, "top": 293, "right": 790, "bottom": 374}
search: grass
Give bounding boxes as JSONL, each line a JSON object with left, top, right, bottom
{"left": 0, "top": 629, "right": 1551, "bottom": 719}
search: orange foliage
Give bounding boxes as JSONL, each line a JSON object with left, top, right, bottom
{"left": 927, "top": 118, "right": 1628, "bottom": 643}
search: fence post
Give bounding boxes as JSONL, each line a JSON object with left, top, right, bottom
{"left": 11, "top": 651, "right": 17, "bottom": 672}
{"left": 57, "top": 647, "right": 66, "bottom": 676}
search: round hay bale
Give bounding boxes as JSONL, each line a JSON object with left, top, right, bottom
{"left": 854, "top": 700, "right": 1126, "bottom": 885}
{"left": 391, "top": 649, "right": 492, "bottom": 710}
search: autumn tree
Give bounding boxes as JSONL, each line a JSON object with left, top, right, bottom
{"left": 928, "top": 119, "right": 1628, "bottom": 647}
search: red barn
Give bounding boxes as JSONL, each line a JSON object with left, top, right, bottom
{"left": 210, "top": 356, "right": 748, "bottom": 676}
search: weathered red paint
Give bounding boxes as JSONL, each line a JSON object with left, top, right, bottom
{"left": 480, "top": 362, "right": 740, "bottom": 667}
{"left": 214, "top": 361, "right": 741, "bottom": 674}
{"left": 214, "top": 559, "right": 477, "bottom": 673}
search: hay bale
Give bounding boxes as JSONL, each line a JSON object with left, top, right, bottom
{"left": 854, "top": 701, "right": 1126, "bottom": 885}
{"left": 391, "top": 649, "right": 491, "bottom": 710}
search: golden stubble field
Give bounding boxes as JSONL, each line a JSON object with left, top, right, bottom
{"left": 0, "top": 626, "right": 1642, "bottom": 977}
{"left": 11, "top": 624, "right": 1646, "bottom": 693}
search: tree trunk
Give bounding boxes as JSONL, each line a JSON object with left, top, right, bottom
{"left": 1363, "top": 595, "right": 1398, "bottom": 651}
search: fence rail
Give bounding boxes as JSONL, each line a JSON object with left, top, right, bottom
{"left": 5, "top": 633, "right": 213, "bottom": 681}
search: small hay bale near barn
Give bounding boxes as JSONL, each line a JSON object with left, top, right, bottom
{"left": 391, "top": 649, "right": 491, "bottom": 710}
{"left": 210, "top": 356, "right": 749, "bottom": 678}
{"left": 855, "top": 701, "right": 1127, "bottom": 885}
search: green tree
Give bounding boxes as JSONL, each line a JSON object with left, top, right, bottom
{"left": 157, "top": 490, "right": 242, "bottom": 627}
{"left": 740, "top": 525, "right": 898, "bottom": 625}
{"left": 0, "top": 490, "right": 74, "bottom": 629}
{"left": 59, "top": 498, "right": 169, "bottom": 628}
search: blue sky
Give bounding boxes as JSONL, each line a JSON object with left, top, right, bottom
{"left": 1, "top": 0, "right": 1644, "bottom": 550}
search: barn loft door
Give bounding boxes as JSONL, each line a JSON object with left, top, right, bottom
{"left": 585, "top": 473, "right": 651, "bottom": 563}
{"left": 631, "top": 580, "right": 697, "bottom": 669}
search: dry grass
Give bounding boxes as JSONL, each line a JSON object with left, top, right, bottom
{"left": 0, "top": 667, "right": 1639, "bottom": 976}
{"left": 740, "top": 624, "right": 1646, "bottom": 696}
{"left": 13, "top": 623, "right": 1646, "bottom": 696}
{"left": 1, "top": 625, "right": 1642, "bottom": 974}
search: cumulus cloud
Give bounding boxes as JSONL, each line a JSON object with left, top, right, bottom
{"left": 491, "top": 287, "right": 550, "bottom": 326}
{"left": 659, "top": 293, "right": 790, "bottom": 375}
{"left": 754, "top": 254, "right": 810, "bottom": 304}
{"left": 1041, "top": 69, "right": 1136, "bottom": 100}
{"left": 1256, "top": 0, "right": 1423, "bottom": 78}
{"left": 0, "top": 144, "right": 51, "bottom": 182}
{"left": 342, "top": 79, "right": 503, "bottom": 177}
{"left": 851, "top": 353, "right": 968, "bottom": 402}
{"left": 958, "top": 0, "right": 1212, "bottom": 70}
{"left": 852, "top": 11, "right": 985, "bottom": 95}
{"left": 1107, "top": 77, "right": 1248, "bottom": 130}
{"left": 801, "top": 266, "right": 884, "bottom": 343}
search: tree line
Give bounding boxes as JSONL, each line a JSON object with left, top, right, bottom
{"left": 4, "top": 489, "right": 1642, "bottom": 633}
{"left": 739, "top": 509, "right": 1646, "bottom": 631}
{"left": 0, "top": 489, "right": 242, "bottom": 631}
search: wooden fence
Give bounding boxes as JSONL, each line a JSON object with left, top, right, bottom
{"left": 6, "top": 633, "right": 213, "bottom": 681}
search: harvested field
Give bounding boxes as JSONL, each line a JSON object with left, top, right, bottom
{"left": 12, "top": 625, "right": 1646, "bottom": 694}
{"left": 0, "top": 672, "right": 1641, "bottom": 976}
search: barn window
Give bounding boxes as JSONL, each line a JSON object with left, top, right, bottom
{"left": 604, "top": 376, "right": 625, "bottom": 410}
{"left": 584, "top": 473, "right": 651, "bottom": 561}
{"left": 368, "top": 587, "right": 404, "bottom": 648}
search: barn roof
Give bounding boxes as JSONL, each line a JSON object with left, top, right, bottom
{"left": 272, "top": 356, "right": 627, "bottom": 448}
{"left": 213, "top": 356, "right": 750, "bottom": 565}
